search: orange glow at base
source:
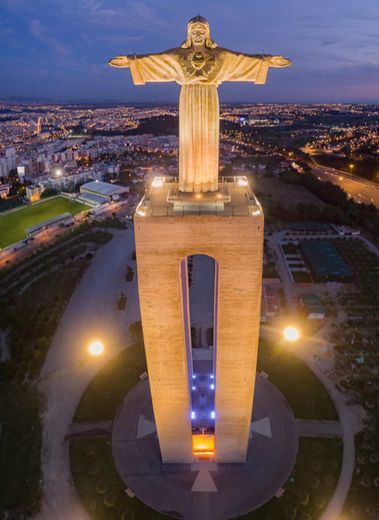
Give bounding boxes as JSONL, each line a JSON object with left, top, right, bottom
{"left": 192, "top": 434, "right": 215, "bottom": 458}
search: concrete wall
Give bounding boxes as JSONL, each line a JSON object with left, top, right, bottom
{"left": 134, "top": 213, "right": 264, "bottom": 463}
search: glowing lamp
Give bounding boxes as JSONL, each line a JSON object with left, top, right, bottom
{"left": 236, "top": 177, "right": 248, "bottom": 187}
{"left": 283, "top": 325, "right": 300, "bottom": 342}
{"left": 151, "top": 177, "right": 164, "bottom": 188}
{"left": 88, "top": 339, "right": 104, "bottom": 356}
{"left": 210, "top": 410, "right": 216, "bottom": 419}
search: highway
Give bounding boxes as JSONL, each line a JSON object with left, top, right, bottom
{"left": 307, "top": 159, "right": 379, "bottom": 209}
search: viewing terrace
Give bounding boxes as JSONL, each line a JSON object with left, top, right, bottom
{"left": 135, "top": 176, "right": 263, "bottom": 218}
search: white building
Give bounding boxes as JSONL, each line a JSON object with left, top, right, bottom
{"left": 79, "top": 180, "right": 129, "bottom": 207}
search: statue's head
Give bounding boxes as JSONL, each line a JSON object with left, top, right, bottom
{"left": 182, "top": 15, "right": 217, "bottom": 49}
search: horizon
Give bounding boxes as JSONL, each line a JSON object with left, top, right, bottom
{"left": 1, "top": 98, "right": 379, "bottom": 107}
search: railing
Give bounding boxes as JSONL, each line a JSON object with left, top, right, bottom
{"left": 135, "top": 175, "right": 263, "bottom": 218}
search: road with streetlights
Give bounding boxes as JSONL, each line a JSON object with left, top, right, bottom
{"left": 307, "top": 159, "right": 379, "bottom": 209}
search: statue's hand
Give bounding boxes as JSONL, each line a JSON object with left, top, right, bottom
{"left": 108, "top": 56, "right": 130, "bottom": 68}
{"left": 268, "top": 55, "right": 291, "bottom": 68}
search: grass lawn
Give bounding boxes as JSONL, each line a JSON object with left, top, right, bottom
{"left": 241, "top": 437, "right": 343, "bottom": 519}
{"left": 0, "top": 196, "right": 89, "bottom": 248}
{"left": 258, "top": 339, "right": 338, "bottom": 420}
{"left": 292, "top": 270, "right": 313, "bottom": 283}
{"left": 70, "top": 437, "right": 169, "bottom": 520}
{"left": 74, "top": 342, "right": 147, "bottom": 423}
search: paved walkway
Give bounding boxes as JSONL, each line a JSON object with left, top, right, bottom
{"left": 68, "top": 421, "right": 112, "bottom": 437}
{"left": 297, "top": 419, "right": 342, "bottom": 438}
{"left": 37, "top": 228, "right": 139, "bottom": 520}
{"left": 112, "top": 376, "right": 299, "bottom": 520}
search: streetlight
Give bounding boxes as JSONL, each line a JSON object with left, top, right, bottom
{"left": 151, "top": 176, "right": 164, "bottom": 188}
{"left": 88, "top": 339, "right": 105, "bottom": 356}
{"left": 236, "top": 177, "right": 248, "bottom": 187}
{"left": 283, "top": 325, "right": 300, "bottom": 343}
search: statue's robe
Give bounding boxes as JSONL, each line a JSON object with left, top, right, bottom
{"left": 128, "top": 47, "right": 270, "bottom": 192}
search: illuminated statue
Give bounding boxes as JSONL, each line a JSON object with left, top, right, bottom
{"left": 109, "top": 16, "right": 291, "bottom": 193}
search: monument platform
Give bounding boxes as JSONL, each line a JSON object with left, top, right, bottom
{"left": 112, "top": 375, "right": 299, "bottom": 520}
{"left": 135, "top": 176, "right": 263, "bottom": 217}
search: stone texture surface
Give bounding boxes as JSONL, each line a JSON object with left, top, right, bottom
{"left": 135, "top": 206, "right": 263, "bottom": 463}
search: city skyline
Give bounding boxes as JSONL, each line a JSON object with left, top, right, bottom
{"left": 0, "top": 0, "right": 378, "bottom": 103}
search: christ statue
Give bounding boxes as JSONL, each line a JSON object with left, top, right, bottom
{"left": 109, "top": 16, "right": 291, "bottom": 193}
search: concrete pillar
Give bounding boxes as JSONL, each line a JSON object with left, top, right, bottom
{"left": 135, "top": 208, "right": 263, "bottom": 463}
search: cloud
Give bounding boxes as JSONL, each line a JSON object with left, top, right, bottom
{"left": 59, "top": 0, "right": 169, "bottom": 30}
{"left": 321, "top": 39, "right": 340, "bottom": 46}
{"left": 29, "top": 18, "right": 69, "bottom": 57}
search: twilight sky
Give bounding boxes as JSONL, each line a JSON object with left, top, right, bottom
{"left": 0, "top": 0, "right": 378, "bottom": 103}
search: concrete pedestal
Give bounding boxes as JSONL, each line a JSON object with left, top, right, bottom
{"left": 134, "top": 178, "right": 264, "bottom": 463}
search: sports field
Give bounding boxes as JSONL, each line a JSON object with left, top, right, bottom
{"left": 0, "top": 196, "right": 89, "bottom": 248}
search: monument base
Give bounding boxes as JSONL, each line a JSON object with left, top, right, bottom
{"left": 111, "top": 375, "right": 299, "bottom": 520}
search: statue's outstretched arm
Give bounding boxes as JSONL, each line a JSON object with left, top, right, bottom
{"left": 108, "top": 55, "right": 130, "bottom": 68}
{"left": 263, "top": 55, "right": 291, "bottom": 68}
{"left": 108, "top": 50, "right": 178, "bottom": 85}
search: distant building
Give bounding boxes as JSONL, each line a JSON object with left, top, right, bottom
{"left": 5, "top": 148, "right": 17, "bottom": 171}
{"left": 0, "top": 184, "right": 11, "bottom": 199}
{"left": 79, "top": 180, "right": 129, "bottom": 207}
{"left": 0, "top": 148, "right": 17, "bottom": 178}
{"left": 331, "top": 225, "right": 360, "bottom": 237}
{"left": 36, "top": 117, "right": 42, "bottom": 135}
{"left": 299, "top": 240, "right": 352, "bottom": 283}
{"left": 26, "top": 185, "right": 43, "bottom": 203}
{"left": 301, "top": 294, "right": 325, "bottom": 320}
{"left": 17, "top": 165, "right": 26, "bottom": 183}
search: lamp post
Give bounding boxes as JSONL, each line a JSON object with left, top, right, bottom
{"left": 282, "top": 325, "right": 300, "bottom": 343}
{"left": 88, "top": 339, "right": 105, "bottom": 356}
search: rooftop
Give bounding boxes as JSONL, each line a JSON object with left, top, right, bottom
{"left": 78, "top": 192, "right": 107, "bottom": 207}
{"left": 299, "top": 240, "right": 352, "bottom": 280}
{"left": 135, "top": 176, "right": 263, "bottom": 218}
{"left": 80, "top": 180, "right": 128, "bottom": 197}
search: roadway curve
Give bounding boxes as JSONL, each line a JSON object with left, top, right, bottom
{"left": 37, "top": 228, "right": 139, "bottom": 520}
{"left": 308, "top": 159, "right": 379, "bottom": 209}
